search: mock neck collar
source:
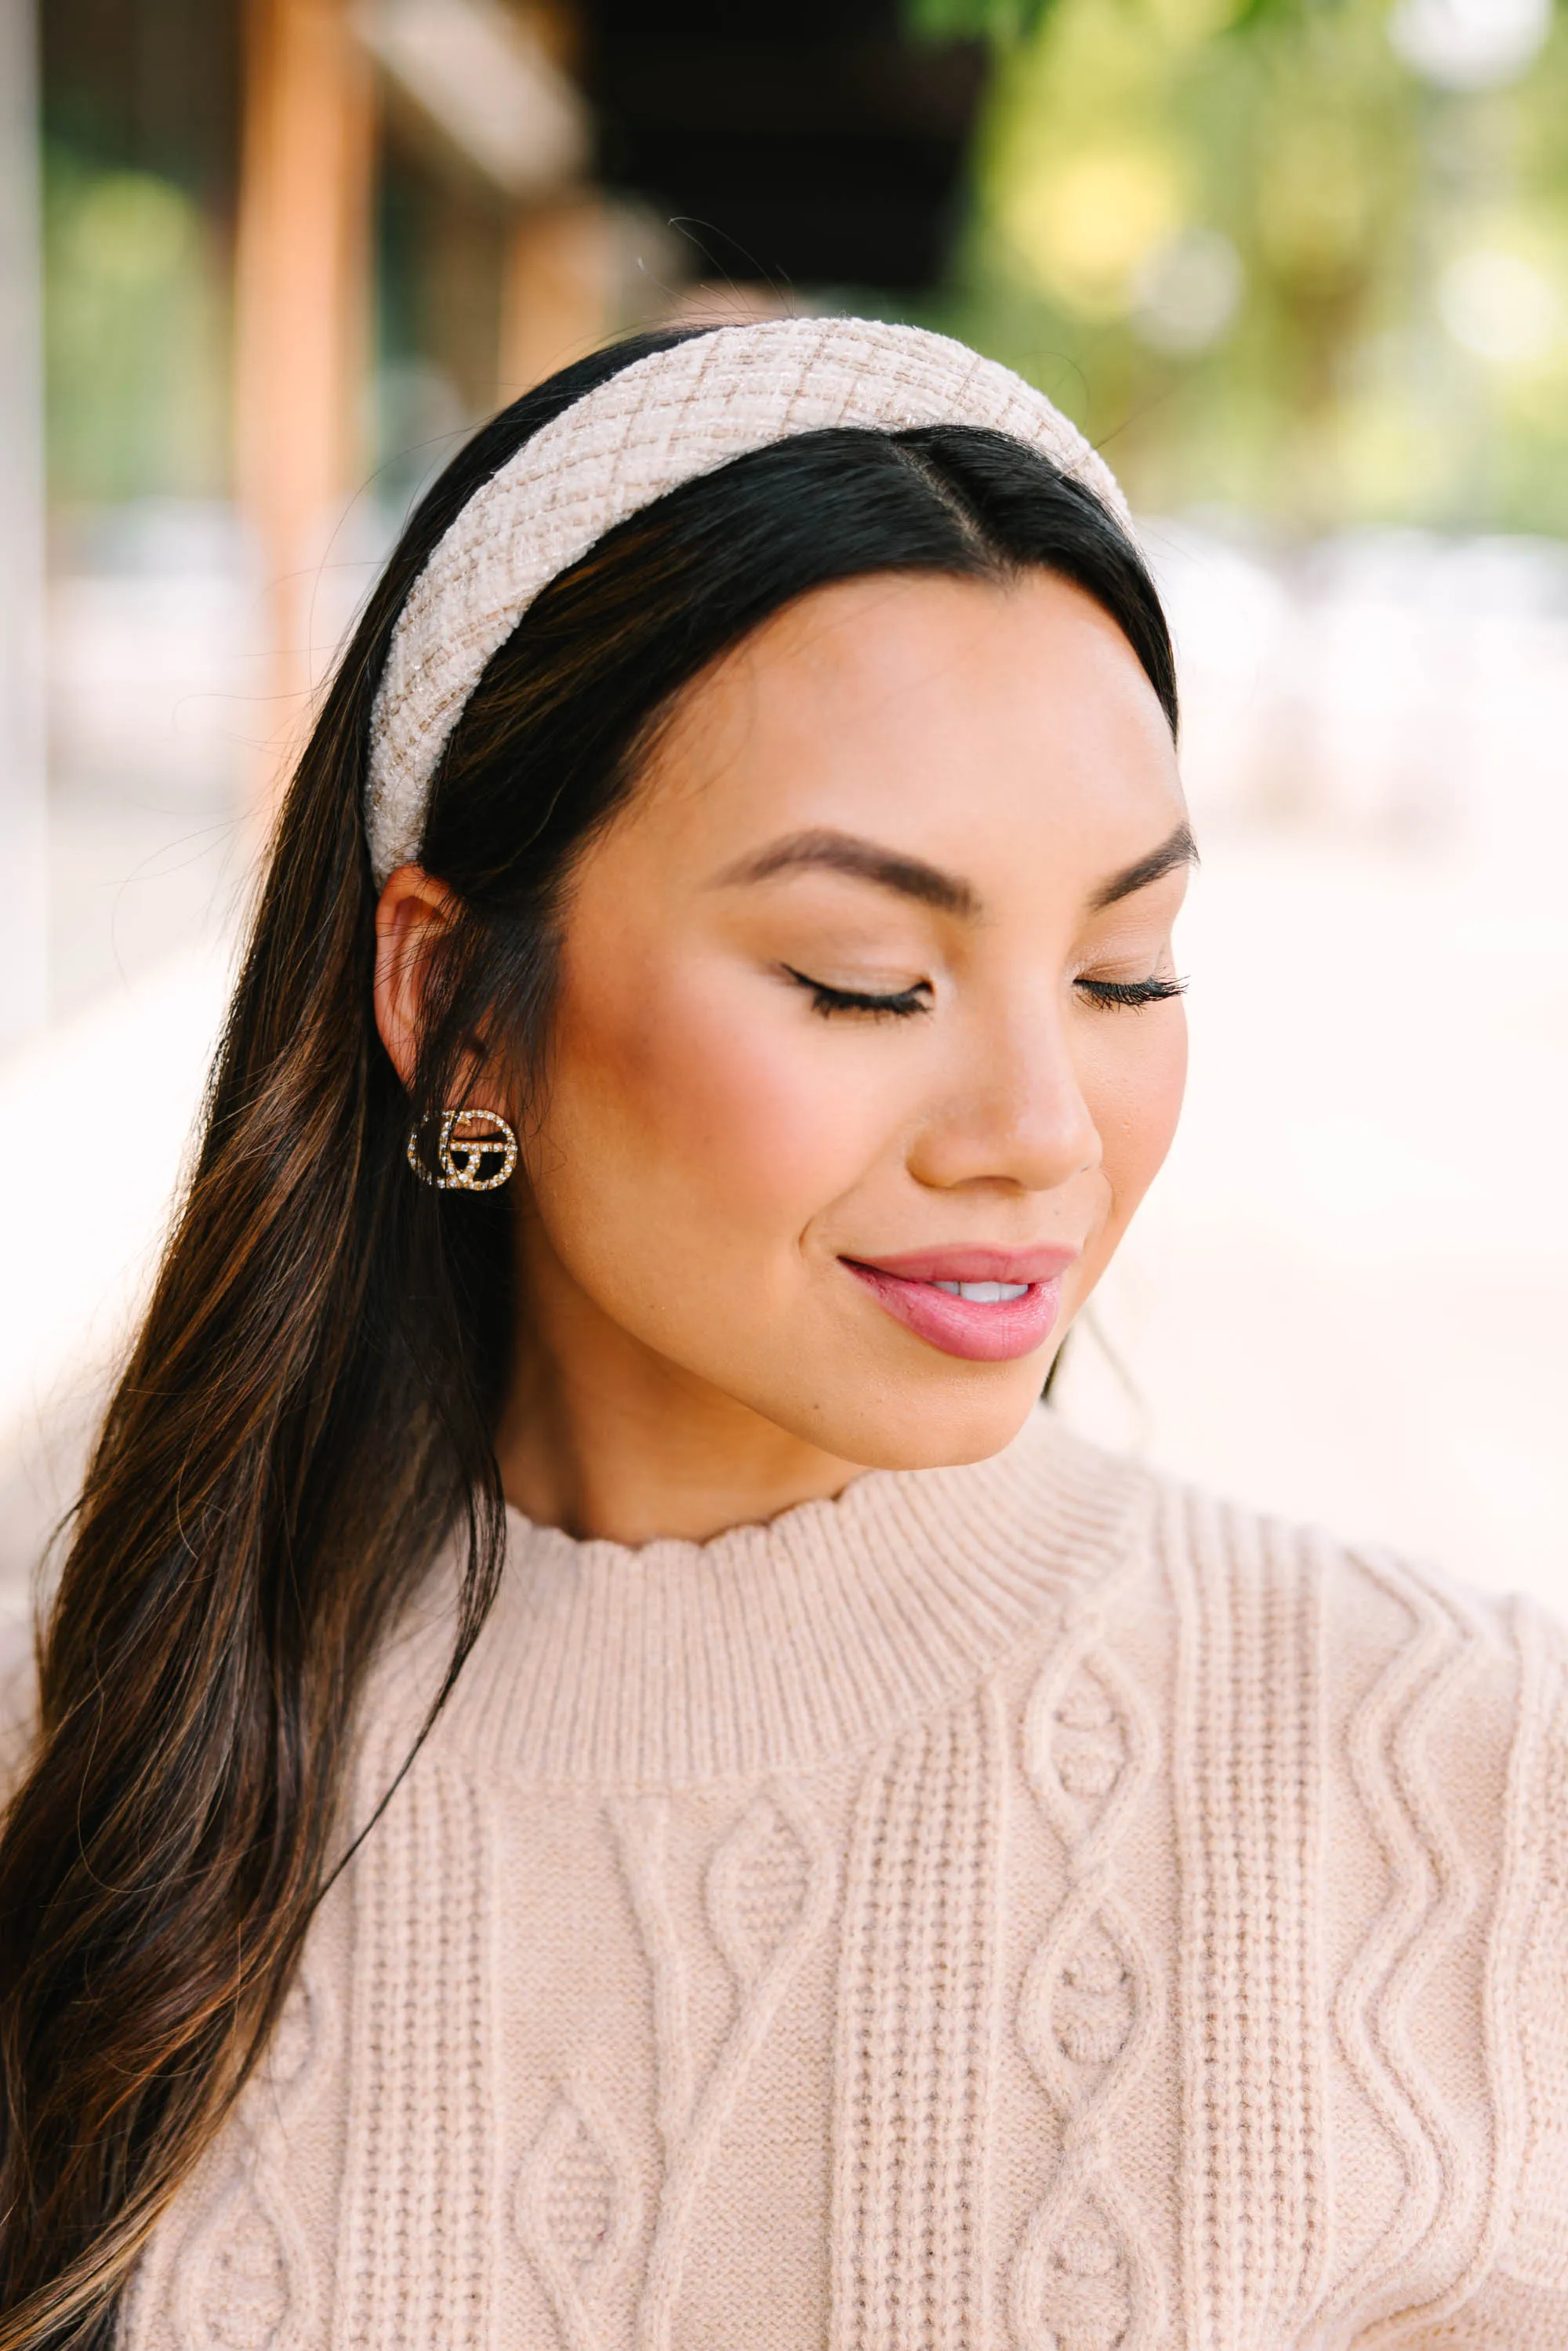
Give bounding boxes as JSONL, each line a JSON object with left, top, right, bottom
{"left": 388, "top": 1409, "right": 1148, "bottom": 1790}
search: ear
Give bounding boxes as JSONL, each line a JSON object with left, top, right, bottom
{"left": 373, "top": 865, "right": 459, "bottom": 1091}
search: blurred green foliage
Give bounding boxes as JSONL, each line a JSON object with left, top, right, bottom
{"left": 911, "top": 0, "right": 1568, "bottom": 532}
{"left": 44, "top": 147, "right": 228, "bottom": 506}
{"left": 41, "top": 0, "right": 1568, "bottom": 538}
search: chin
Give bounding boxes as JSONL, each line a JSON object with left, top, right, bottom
{"left": 793, "top": 1360, "right": 1051, "bottom": 1475}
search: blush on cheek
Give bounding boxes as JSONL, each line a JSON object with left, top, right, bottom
{"left": 1076, "top": 1016, "right": 1188, "bottom": 1261}
{"left": 550, "top": 955, "right": 884, "bottom": 1241}
{"left": 1130, "top": 1036, "right": 1186, "bottom": 1173}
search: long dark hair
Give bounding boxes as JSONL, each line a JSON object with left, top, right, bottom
{"left": 0, "top": 328, "right": 1176, "bottom": 2343}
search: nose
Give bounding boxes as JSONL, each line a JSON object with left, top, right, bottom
{"left": 906, "top": 999, "right": 1101, "bottom": 1197}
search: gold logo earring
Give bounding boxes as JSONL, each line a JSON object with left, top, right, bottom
{"left": 406, "top": 1107, "right": 519, "bottom": 1192}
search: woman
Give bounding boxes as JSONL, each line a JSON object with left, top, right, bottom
{"left": 0, "top": 320, "right": 1563, "bottom": 2350}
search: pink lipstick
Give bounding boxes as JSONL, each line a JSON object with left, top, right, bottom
{"left": 840, "top": 1246, "right": 1076, "bottom": 1363}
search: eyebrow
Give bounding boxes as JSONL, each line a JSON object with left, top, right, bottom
{"left": 1090, "top": 821, "right": 1199, "bottom": 911}
{"left": 713, "top": 829, "right": 981, "bottom": 917}
{"left": 714, "top": 820, "right": 1197, "bottom": 920}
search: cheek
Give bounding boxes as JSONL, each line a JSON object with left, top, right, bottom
{"left": 1084, "top": 1009, "right": 1189, "bottom": 1225}
{"left": 535, "top": 949, "right": 887, "bottom": 1257}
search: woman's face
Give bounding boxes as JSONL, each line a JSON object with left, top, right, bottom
{"left": 514, "top": 567, "right": 1190, "bottom": 1473}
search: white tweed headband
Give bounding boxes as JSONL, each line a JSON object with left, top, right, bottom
{"left": 365, "top": 316, "right": 1131, "bottom": 887}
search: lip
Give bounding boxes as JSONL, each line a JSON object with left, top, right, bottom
{"left": 840, "top": 1243, "right": 1077, "bottom": 1364}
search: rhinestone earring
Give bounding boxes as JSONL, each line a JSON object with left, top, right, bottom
{"left": 406, "top": 1107, "right": 519, "bottom": 1192}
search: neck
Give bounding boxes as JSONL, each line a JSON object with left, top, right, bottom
{"left": 494, "top": 1261, "right": 865, "bottom": 1548}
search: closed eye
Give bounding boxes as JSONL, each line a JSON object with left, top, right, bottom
{"left": 782, "top": 966, "right": 933, "bottom": 1019}
{"left": 1076, "top": 974, "right": 1187, "bottom": 1009}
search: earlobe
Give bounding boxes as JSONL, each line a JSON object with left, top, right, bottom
{"left": 373, "top": 865, "right": 458, "bottom": 1089}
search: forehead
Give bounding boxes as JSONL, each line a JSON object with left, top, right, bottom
{"left": 621, "top": 568, "right": 1185, "bottom": 893}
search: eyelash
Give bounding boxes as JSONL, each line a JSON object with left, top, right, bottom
{"left": 1076, "top": 974, "right": 1189, "bottom": 1010}
{"left": 784, "top": 967, "right": 931, "bottom": 1019}
{"left": 784, "top": 968, "right": 1188, "bottom": 1019}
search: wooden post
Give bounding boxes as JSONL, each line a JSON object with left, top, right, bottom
{"left": 0, "top": 0, "right": 47, "bottom": 1042}
{"left": 499, "top": 196, "right": 614, "bottom": 397}
{"left": 234, "top": 0, "right": 374, "bottom": 823}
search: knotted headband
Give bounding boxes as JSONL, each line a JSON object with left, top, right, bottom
{"left": 365, "top": 316, "right": 1131, "bottom": 886}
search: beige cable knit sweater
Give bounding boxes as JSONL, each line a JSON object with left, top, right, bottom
{"left": 15, "top": 1411, "right": 1568, "bottom": 2348}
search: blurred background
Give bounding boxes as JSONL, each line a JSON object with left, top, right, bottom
{"left": 2, "top": 0, "right": 1565, "bottom": 1612}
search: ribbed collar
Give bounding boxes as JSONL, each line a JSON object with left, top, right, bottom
{"left": 385, "top": 1410, "right": 1148, "bottom": 1790}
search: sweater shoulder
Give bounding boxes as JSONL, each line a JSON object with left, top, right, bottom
{"left": 1001, "top": 1415, "right": 1544, "bottom": 1729}
{"left": 1126, "top": 1442, "right": 1559, "bottom": 1702}
{"left": 1142, "top": 1454, "right": 1568, "bottom": 1860}
{"left": 1123, "top": 1448, "right": 1568, "bottom": 2312}
{"left": 1031, "top": 1416, "right": 1561, "bottom": 1707}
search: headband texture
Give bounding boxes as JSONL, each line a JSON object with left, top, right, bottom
{"left": 365, "top": 317, "right": 1130, "bottom": 883}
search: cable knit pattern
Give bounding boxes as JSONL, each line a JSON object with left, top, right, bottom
{"left": 116, "top": 1956, "right": 340, "bottom": 2351}
{"left": 336, "top": 1751, "right": 494, "bottom": 2349}
{"left": 1506, "top": 1613, "right": 1568, "bottom": 2291}
{"left": 619, "top": 1783, "right": 835, "bottom": 2351}
{"left": 1, "top": 1409, "right": 1561, "bottom": 2348}
{"left": 1328, "top": 1552, "right": 1490, "bottom": 2345}
{"left": 830, "top": 1685, "right": 1005, "bottom": 2348}
{"left": 1011, "top": 1570, "right": 1164, "bottom": 2351}
{"left": 1169, "top": 1493, "right": 1330, "bottom": 2347}
{"left": 175, "top": 1968, "right": 328, "bottom": 2349}
{"left": 513, "top": 2082, "right": 641, "bottom": 2351}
